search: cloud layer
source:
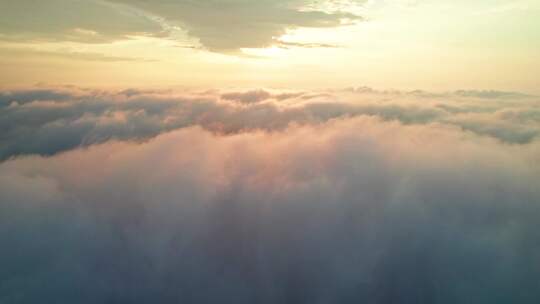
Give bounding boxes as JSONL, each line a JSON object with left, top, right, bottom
{"left": 1, "top": 113, "right": 539, "bottom": 303}
{"left": 1, "top": 86, "right": 539, "bottom": 161}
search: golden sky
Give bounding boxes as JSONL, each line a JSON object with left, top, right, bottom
{"left": 1, "top": 0, "right": 539, "bottom": 92}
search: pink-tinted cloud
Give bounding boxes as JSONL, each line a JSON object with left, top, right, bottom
{"left": 1, "top": 116, "right": 539, "bottom": 302}
{"left": 1, "top": 86, "right": 538, "bottom": 160}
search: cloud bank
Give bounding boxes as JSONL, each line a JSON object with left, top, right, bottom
{"left": 1, "top": 86, "right": 538, "bottom": 160}
{"left": 0, "top": 85, "right": 539, "bottom": 303}
{"left": 1, "top": 115, "right": 539, "bottom": 303}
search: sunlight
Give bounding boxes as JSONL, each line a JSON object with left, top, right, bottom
{"left": 241, "top": 46, "right": 289, "bottom": 58}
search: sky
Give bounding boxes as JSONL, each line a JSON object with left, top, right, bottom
{"left": 1, "top": 0, "right": 539, "bottom": 92}
{"left": 1, "top": 1, "right": 540, "bottom": 303}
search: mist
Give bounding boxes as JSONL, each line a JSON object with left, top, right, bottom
{"left": 1, "top": 109, "right": 539, "bottom": 303}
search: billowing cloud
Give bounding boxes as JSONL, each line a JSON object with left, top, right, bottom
{"left": 221, "top": 89, "right": 273, "bottom": 104}
{"left": 1, "top": 116, "right": 539, "bottom": 303}
{"left": 220, "top": 89, "right": 305, "bottom": 104}
{"left": 0, "top": 86, "right": 539, "bottom": 161}
{"left": 453, "top": 89, "right": 534, "bottom": 99}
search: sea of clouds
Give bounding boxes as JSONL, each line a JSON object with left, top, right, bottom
{"left": 1, "top": 86, "right": 539, "bottom": 303}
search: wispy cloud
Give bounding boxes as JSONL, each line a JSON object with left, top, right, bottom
{"left": 109, "top": 0, "right": 362, "bottom": 52}
{"left": 0, "top": 47, "right": 154, "bottom": 62}
{"left": 0, "top": 0, "right": 166, "bottom": 43}
{"left": 0, "top": 0, "right": 362, "bottom": 52}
